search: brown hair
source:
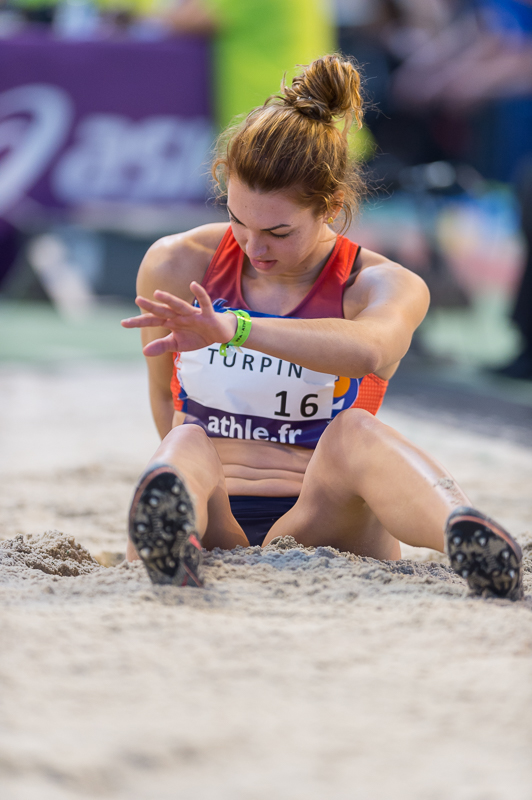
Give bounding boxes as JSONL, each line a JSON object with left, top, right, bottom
{"left": 212, "top": 55, "right": 365, "bottom": 230}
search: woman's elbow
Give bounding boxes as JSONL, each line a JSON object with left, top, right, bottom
{"left": 356, "top": 345, "right": 383, "bottom": 377}
{"left": 357, "top": 339, "right": 410, "bottom": 377}
{"left": 343, "top": 350, "right": 380, "bottom": 379}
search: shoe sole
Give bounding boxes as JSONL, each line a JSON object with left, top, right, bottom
{"left": 445, "top": 506, "right": 523, "bottom": 601}
{"left": 128, "top": 465, "right": 203, "bottom": 587}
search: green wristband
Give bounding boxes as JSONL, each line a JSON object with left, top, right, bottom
{"left": 219, "top": 310, "right": 252, "bottom": 356}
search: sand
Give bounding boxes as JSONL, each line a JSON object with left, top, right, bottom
{"left": 1, "top": 361, "right": 531, "bottom": 800}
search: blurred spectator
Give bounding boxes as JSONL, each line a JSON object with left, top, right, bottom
{"left": 12, "top": 0, "right": 57, "bottom": 25}
{"left": 337, "top": 1, "right": 473, "bottom": 308}
{"left": 338, "top": 1, "right": 532, "bottom": 180}
{"left": 340, "top": 1, "right": 532, "bottom": 373}
{"left": 165, "top": 0, "right": 335, "bottom": 128}
{"left": 337, "top": 1, "right": 466, "bottom": 179}
{"left": 10, "top": 0, "right": 170, "bottom": 36}
{"left": 392, "top": 0, "right": 532, "bottom": 178}
{"left": 393, "top": 0, "right": 532, "bottom": 377}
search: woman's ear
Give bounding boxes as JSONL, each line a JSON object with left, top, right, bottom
{"left": 331, "top": 190, "right": 345, "bottom": 219}
{"left": 324, "top": 191, "right": 345, "bottom": 222}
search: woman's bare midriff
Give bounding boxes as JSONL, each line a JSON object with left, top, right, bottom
{"left": 212, "top": 437, "right": 311, "bottom": 496}
{"left": 172, "top": 409, "right": 310, "bottom": 494}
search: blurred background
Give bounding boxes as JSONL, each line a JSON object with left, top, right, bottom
{"left": 1, "top": 0, "right": 531, "bottom": 435}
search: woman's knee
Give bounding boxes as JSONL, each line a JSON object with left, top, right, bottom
{"left": 163, "top": 422, "right": 210, "bottom": 448}
{"left": 302, "top": 410, "right": 394, "bottom": 500}
{"left": 311, "top": 409, "right": 397, "bottom": 480}
{"left": 319, "top": 408, "right": 386, "bottom": 454}
{"left": 157, "top": 423, "right": 224, "bottom": 480}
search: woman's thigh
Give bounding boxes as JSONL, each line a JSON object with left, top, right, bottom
{"left": 263, "top": 459, "right": 401, "bottom": 560}
{"left": 263, "top": 486, "right": 401, "bottom": 559}
{"left": 264, "top": 407, "right": 465, "bottom": 556}
{"left": 262, "top": 417, "right": 401, "bottom": 559}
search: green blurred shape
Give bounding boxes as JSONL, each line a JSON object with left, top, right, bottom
{"left": 207, "top": 0, "right": 335, "bottom": 128}
{"left": 419, "top": 292, "right": 521, "bottom": 368}
{"left": 0, "top": 300, "right": 143, "bottom": 363}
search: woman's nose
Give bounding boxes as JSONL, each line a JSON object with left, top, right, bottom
{"left": 246, "top": 234, "right": 268, "bottom": 258}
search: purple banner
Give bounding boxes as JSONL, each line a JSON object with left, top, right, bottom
{"left": 0, "top": 34, "right": 213, "bottom": 221}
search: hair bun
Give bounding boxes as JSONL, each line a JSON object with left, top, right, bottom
{"left": 281, "top": 55, "right": 363, "bottom": 127}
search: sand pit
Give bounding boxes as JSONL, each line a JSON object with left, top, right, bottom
{"left": 1, "top": 362, "right": 531, "bottom": 800}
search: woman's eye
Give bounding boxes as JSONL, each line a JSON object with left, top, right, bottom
{"left": 229, "top": 213, "right": 290, "bottom": 239}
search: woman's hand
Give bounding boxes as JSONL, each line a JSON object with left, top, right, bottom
{"left": 121, "top": 282, "right": 237, "bottom": 356}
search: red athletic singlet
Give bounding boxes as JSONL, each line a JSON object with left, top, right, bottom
{"left": 171, "top": 228, "right": 388, "bottom": 447}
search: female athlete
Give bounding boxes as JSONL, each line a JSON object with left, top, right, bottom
{"left": 121, "top": 55, "right": 523, "bottom": 600}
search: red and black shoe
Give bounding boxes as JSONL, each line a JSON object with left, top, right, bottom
{"left": 128, "top": 465, "right": 204, "bottom": 587}
{"left": 445, "top": 506, "right": 523, "bottom": 601}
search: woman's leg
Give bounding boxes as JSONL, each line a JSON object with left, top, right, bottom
{"left": 127, "top": 424, "right": 248, "bottom": 564}
{"left": 263, "top": 409, "right": 469, "bottom": 557}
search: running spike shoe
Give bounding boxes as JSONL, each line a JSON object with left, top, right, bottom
{"left": 445, "top": 506, "right": 523, "bottom": 601}
{"left": 128, "top": 465, "right": 204, "bottom": 587}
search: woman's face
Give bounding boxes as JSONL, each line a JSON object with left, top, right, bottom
{"left": 226, "top": 179, "right": 335, "bottom": 279}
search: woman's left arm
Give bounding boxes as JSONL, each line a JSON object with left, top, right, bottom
{"left": 122, "top": 262, "right": 429, "bottom": 379}
{"left": 243, "top": 264, "right": 430, "bottom": 377}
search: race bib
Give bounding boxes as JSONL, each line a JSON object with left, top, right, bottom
{"left": 176, "top": 343, "right": 360, "bottom": 449}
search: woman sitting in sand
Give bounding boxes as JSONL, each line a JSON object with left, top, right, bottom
{"left": 122, "top": 55, "right": 523, "bottom": 600}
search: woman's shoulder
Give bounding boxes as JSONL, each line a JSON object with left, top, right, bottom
{"left": 355, "top": 247, "right": 428, "bottom": 291}
{"left": 344, "top": 246, "right": 430, "bottom": 320}
{"left": 138, "top": 223, "right": 230, "bottom": 299}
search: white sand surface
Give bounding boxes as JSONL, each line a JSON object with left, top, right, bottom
{"left": 1, "top": 362, "right": 531, "bottom": 800}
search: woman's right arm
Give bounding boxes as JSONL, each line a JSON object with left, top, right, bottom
{"left": 141, "top": 339, "right": 175, "bottom": 439}
{"left": 137, "top": 243, "right": 179, "bottom": 439}
{"left": 135, "top": 224, "right": 228, "bottom": 439}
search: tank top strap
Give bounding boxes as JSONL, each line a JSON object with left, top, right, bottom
{"left": 288, "top": 234, "right": 361, "bottom": 319}
{"left": 338, "top": 236, "right": 361, "bottom": 282}
{"left": 201, "top": 226, "right": 244, "bottom": 305}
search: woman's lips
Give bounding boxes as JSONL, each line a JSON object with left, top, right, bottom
{"left": 249, "top": 257, "right": 277, "bottom": 271}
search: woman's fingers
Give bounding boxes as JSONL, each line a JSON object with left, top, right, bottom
{"left": 190, "top": 281, "right": 214, "bottom": 315}
{"left": 153, "top": 290, "right": 199, "bottom": 316}
{"left": 121, "top": 313, "right": 168, "bottom": 328}
{"left": 122, "top": 286, "right": 215, "bottom": 338}
{"left": 134, "top": 289, "right": 211, "bottom": 322}
{"left": 142, "top": 332, "right": 176, "bottom": 357}
{"left": 135, "top": 296, "right": 177, "bottom": 318}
